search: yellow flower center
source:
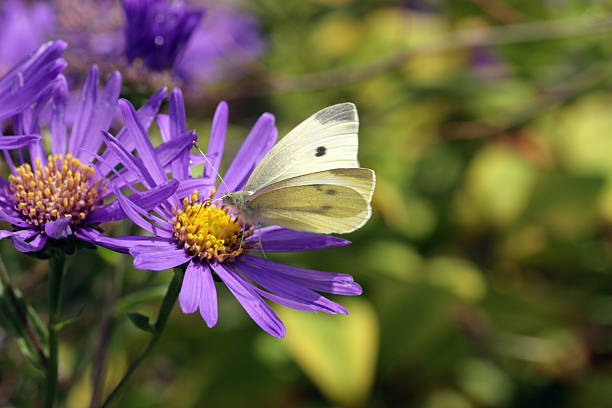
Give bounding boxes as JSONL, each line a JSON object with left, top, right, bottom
{"left": 8, "top": 154, "right": 104, "bottom": 228}
{"left": 172, "top": 189, "right": 254, "bottom": 263}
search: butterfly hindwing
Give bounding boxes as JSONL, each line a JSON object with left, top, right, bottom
{"left": 245, "top": 168, "right": 375, "bottom": 234}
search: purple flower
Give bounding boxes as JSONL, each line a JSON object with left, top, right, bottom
{"left": 98, "top": 91, "right": 362, "bottom": 337}
{"left": 0, "top": 1, "right": 55, "bottom": 75}
{"left": 122, "top": 0, "right": 204, "bottom": 72}
{"left": 0, "top": 57, "right": 183, "bottom": 253}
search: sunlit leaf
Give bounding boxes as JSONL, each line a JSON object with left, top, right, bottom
{"left": 426, "top": 257, "right": 486, "bottom": 302}
{"left": 458, "top": 143, "right": 536, "bottom": 227}
{"left": 279, "top": 298, "right": 378, "bottom": 407}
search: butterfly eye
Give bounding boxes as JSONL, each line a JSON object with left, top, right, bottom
{"left": 315, "top": 146, "right": 327, "bottom": 157}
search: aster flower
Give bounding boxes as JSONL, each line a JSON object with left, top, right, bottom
{"left": 0, "top": 61, "right": 192, "bottom": 253}
{"left": 99, "top": 90, "right": 362, "bottom": 337}
{"left": 122, "top": 0, "right": 204, "bottom": 72}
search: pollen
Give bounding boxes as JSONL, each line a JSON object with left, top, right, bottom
{"left": 8, "top": 154, "right": 105, "bottom": 229}
{"left": 172, "top": 189, "right": 254, "bottom": 263}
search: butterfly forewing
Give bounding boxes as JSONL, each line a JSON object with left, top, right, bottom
{"left": 244, "top": 103, "right": 359, "bottom": 192}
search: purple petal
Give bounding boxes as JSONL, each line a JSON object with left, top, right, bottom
{"left": 51, "top": 75, "right": 69, "bottom": 155}
{"left": 236, "top": 261, "right": 348, "bottom": 314}
{"left": 241, "top": 254, "right": 362, "bottom": 295}
{"left": 156, "top": 114, "right": 171, "bottom": 142}
{"left": 44, "top": 217, "right": 72, "bottom": 239}
{"left": 75, "top": 226, "right": 172, "bottom": 253}
{"left": 0, "top": 40, "right": 66, "bottom": 92}
{"left": 0, "top": 208, "right": 30, "bottom": 228}
{"left": 111, "top": 184, "right": 173, "bottom": 238}
{"left": 217, "top": 112, "right": 275, "bottom": 196}
{"left": 203, "top": 101, "right": 228, "bottom": 180}
{"left": 78, "top": 71, "right": 122, "bottom": 163}
{"left": 169, "top": 89, "right": 190, "bottom": 180}
{"left": 11, "top": 229, "right": 46, "bottom": 252}
{"left": 28, "top": 138, "right": 47, "bottom": 168}
{"left": 174, "top": 178, "right": 214, "bottom": 200}
{"left": 188, "top": 153, "right": 207, "bottom": 167}
{"left": 245, "top": 226, "right": 351, "bottom": 252}
{"left": 87, "top": 179, "right": 178, "bottom": 223}
{"left": 101, "top": 87, "right": 167, "bottom": 165}
{"left": 0, "top": 230, "right": 15, "bottom": 239}
{"left": 0, "top": 134, "right": 41, "bottom": 149}
{"left": 156, "top": 130, "right": 197, "bottom": 172}
{"left": 210, "top": 261, "right": 285, "bottom": 338}
{"left": 198, "top": 262, "right": 218, "bottom": 327}
{"left": 253, "top": 287, "right": 319, "bottom": 313}
{"left": 179, "top": 259, "right": 202, "bottom": 314}
{"left": 0, "top": 40, "right": 67, "bottom": 121}
{"left": 101, "top": 130, "right": 157, "bottom": 189}
{"left": 119, "top": 99, "right": 166, "bottom": 185}
{"left": 68, "top": 65, "right": 99, "bottom": 155}
{"left": 130, "top": 245, "right": 192, "bottom": 271}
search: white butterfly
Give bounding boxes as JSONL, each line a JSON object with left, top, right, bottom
{"left": 221, "top": 103, "right": 375, "bottom": 234}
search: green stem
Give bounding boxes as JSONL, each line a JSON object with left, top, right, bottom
{"left": 46, "top": 249, "right": 66, "bottom": 408}
{"left": 101, "top": 268, "right": 184, "bottom": 408}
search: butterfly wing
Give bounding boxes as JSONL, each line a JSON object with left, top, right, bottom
{"left": 245, "top": 168, "right": 375, "bottom": 234}
{"left": 244, "top": 103, "right": 359, "bottom": 192}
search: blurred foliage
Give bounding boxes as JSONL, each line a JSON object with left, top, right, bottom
{"left": 5, "top": 0, "right": 612, "bottom": 407}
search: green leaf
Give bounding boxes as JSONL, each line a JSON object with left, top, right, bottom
{"left": 0, "top": 288, "right": 45, "bottom": 368}
{"left": 127, "top": 312, "right": 154, "bottom": 333}
{"left": 279, "top": 298, "right": 378, "bottom": 407}
{"left": 53, "top": 305, "right": 84, "bottom": 331}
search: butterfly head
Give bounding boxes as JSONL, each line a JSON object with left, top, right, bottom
{"left": 221, "top": 190, "right": 250, "bottom": 209}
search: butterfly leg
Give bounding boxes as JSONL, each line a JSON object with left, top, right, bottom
{"left": 257, "top": 223, "right": 268, "bottom": 260}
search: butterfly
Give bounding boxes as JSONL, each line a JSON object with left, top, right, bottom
{"left": 221, "top": 103, "right": 375, "bottom": 234}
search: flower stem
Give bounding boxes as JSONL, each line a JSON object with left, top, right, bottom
{"left": 101, "top": 268, "right": 184, "bottom": 408}
{"left": 46, "top": 249, "right": 66, "bottom": 408}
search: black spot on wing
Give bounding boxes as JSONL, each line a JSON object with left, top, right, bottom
{"left": 326, "top": 189, "right": 337, "bottom": 195}
{"left": 315, "top": 146, "right": 326, "bottom": 157}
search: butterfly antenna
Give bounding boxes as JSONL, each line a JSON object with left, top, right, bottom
{"left": 193, "top": 142, "right": 231, "bottom": 194}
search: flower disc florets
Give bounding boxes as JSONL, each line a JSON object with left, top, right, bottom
{"left": 8, "top": 154, "right": 104, "bottom": 228}
{"left": 172, "top": 189, "right": 254, "bottom": 263}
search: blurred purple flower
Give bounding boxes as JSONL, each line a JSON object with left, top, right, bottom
{"left": 0, "top": 0, "right": 264, "bottom": 87}
{"left": 54, "top": 0, "right": 124, "bottom": 66}
{"left": 97, "top": 92, "right": 362, "bottom": 337}
{"left": 0, "top": 1, "right": 55, "bottom": 75}
{"left": 122, "top": 0, "right": 204, "bottom": 71}
{"left": 175, "top": 4, "right": 264, "bottom": 85}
